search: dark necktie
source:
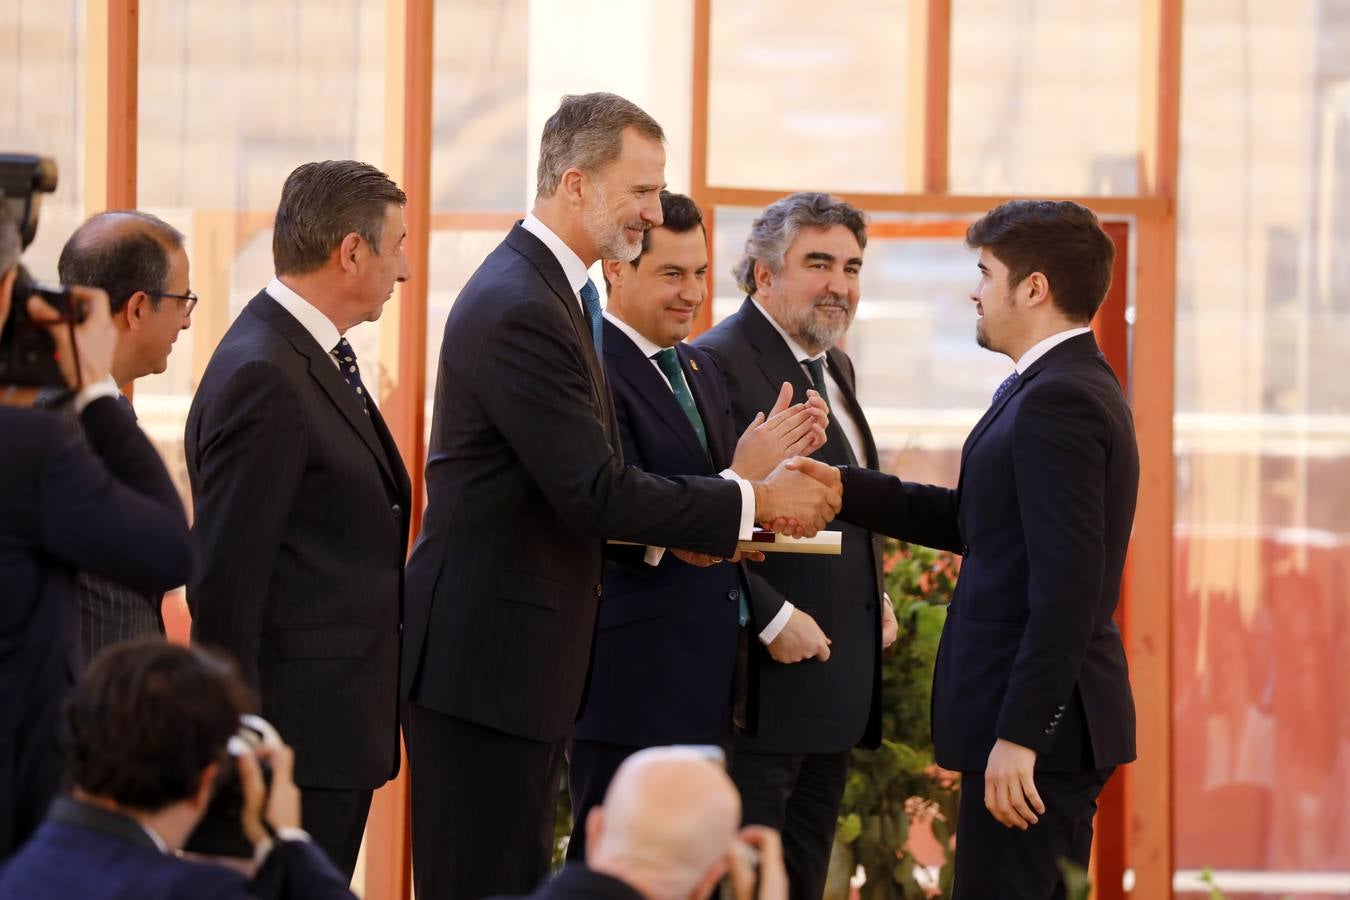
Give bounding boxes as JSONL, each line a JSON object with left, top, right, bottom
{"left": 330, "top": 337, "right": 369, "bottom": 414}
{"left": 802, "top": 356, "right": 857, "bottom": 466}
{"left": 580, "top": 279, "right": 603, "bottom": 359}
{"left": 652, "top": 347, "right": 710, "bottom": 461}
{"left": 991, "top": 371, "right": 1020, "bottom": 406}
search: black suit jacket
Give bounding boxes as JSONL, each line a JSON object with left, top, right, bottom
{"left": 573, "top": 321, "right": 751, "bottom": 746}
{"left": 0, "top": 398, "right": 191, "bottom": 856}
{"left": 487, "top": 863, "right": 644, "bottom": 900}
{"left": 403, "top": 224, "right": 741, "bottom": 743}
{"left": 695, "top": 298, "right": 883, "bottom": 754}
{"left": 838, "top": 332, "right": 1138, "bottom": 772}
{"left": 0, "top": 796, "right": 354, "bottom": 899}
{"left": 185, "top": 291, "right": 412, "bottom": 791}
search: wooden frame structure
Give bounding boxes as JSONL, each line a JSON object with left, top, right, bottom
{"left": 81, "top": 0, "right": 1182, "bottom": 895}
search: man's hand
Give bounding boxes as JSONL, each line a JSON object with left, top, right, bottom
{"left": 880, "top": 592, "right": 897, "bottom": 649}
{"left": 727, "top": 825, "right": 788, "bottom": 900}
{"left": 28, "top": 285, "right": 116, "bottom": 389}
{"left": 983, "top": 738, "right": 1044, "bottom": 829}
{"left": 767, "top": 608, "right": 831, "bottom": 663}
{"left": 731, "top": 382, "right": 830, "bottom": 481}
{"left": 752, "top": 457, "right": 842, "bottom": 538}
{"left": 239, "top": 740, "right": 303, "bottom": 850}
{"left": 671, "top": 548, "right": 765, "bottom": 567}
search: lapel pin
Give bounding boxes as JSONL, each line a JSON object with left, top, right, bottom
{"left": 689, "top": 359, "right": 700, "bottom": 373}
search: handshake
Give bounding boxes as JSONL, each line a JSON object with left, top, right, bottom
{"left": 750, "top": 457, "right": 842, "bottom": 538}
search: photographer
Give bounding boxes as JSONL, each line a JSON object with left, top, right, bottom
{"left": 0, "top": 196, "right": 193, "bottom": 856}
{"left": 0, "top": 640, "right": 355, "bottom": 899}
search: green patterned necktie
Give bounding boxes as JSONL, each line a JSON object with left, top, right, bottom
{"left": 652, "top": 347, "right": 710, "bottom": 460}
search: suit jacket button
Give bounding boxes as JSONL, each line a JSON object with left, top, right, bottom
{"left": 391, "top": 503, "right": 402, "bottom": 517}
{"left": 594, "top": 584, "right": 603, "bottom": 598}
{"left": 961, "top": 545, "right": 969, "bottom": 556}
{"left": 1045, "top": 727, "right": 1054, "bottom": 734}
{"left": 728, "top": 589, "right": 739, "bottom": 602}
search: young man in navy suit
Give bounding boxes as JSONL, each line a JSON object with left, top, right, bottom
{"left": 828, "top": 200, "right": 1139, "bottom": 898}
{"left": 566, "top": 191, "right": 828, "bottom": 860}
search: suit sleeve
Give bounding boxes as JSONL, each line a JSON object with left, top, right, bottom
{"left": 836, "top": 466, "right": 963, "bottom": 553}
{"left": 473, "top": 299, "right": 741, "bottom": 557}
{"left": 602, "top": 381, "right": 655, "bottom": 571}
{"left": 249, "top": 837, "right": 357, "bottom": 898}
{"left": 37, "top": 396, "right": 193, "bottom": 593}
{"left": 995, "top": 380, "right": 1109, "bottom": 753}
{"left": 187, "top": 362, "right": 306, "bottom": 688}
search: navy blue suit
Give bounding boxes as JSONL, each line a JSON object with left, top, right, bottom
{"left": 0, "top": 398, "right": 191, "bottom": 858}
{"left": 0, "top": 796, "right": 354, "bottom": 899}
{"left": 566, "top": 320, "right": 754, "bottom": 859}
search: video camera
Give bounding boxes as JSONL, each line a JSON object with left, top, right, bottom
{"left": 0, "top": 153, "right": 85, "bottom": 388}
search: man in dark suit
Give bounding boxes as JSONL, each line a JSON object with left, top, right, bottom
{"left": 492, "top": 748, "right": 787, "bottom": 900}
{"left": 0, "top": 202, "right": 193, "bottom": 857}
{"left": 186, "top": 160, "right": 413, "bottom": 879}
{"left": 49, "top": 210, "right": 196, "bottom": 656}
{"left": 695, "top": 192, "right": 896, "bottom": 900}
{"left": 829, "top": 200, "right": 1139, "bottom": 898}
{"left": 403, "top": 93, "right": 842, "bottom": 899}
{"left": 0, "top": 640, "right": 354, "bottom": 899}
{"left": 567, "top": 191, "right": 829, "bottom": 861}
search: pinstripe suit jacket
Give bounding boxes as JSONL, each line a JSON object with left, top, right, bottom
{"left": 402, "top": 223, "right": 742, "bottom": 742}
{"left": 185, "top": 291, "right": 411, "bottom": 791}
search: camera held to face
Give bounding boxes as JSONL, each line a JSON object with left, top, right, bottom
{"left": 182, "top": 714, "right": 280, "bottom": 859}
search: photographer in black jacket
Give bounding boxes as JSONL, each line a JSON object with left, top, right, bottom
{"left": 0, "top": 195, "right": 193, "bottom": 857}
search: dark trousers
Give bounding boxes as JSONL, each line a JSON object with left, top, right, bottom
{"left": 565, "top": 739, "right": 639, "bottom": 862}
{"left": 405, "top": 702, "right": 567, "bottom": 900}
{"left": 299, "top": 785, "right": 371, "bottom": 882}
{"left": 952, "top": 767, "right": 1115, "bottom": 900}
{"left": 732, "top": 750, "right": 850, "bottom": 900}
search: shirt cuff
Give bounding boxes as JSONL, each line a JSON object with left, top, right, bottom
{"left": 253, "top": 827, "right": 312, "bottom": 866}
{"left": 720, "top": 469, "right": 756, "bottom": 540}
{"left": 643, "top": 546, "right": 666, "bottom": 566}
{"left": 757, "top": 601, "right": 795, "bottom": 645}
{"left": 73, "top": 377, "right": 120, "bottom": 414}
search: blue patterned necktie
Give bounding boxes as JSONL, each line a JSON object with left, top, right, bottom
{"left": 991, "top": 371, "right": 1020, "bottom": 406}
{"left": 330, "top": 337, "right": 369, "bottom": 415}
{"left": 579, "top": 278, "right": 603, "bottom": 358}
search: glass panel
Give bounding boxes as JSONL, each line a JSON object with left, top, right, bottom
{"left": 707, "top": 1, "right": 910, "bottom": 193}
{"left": 1175, "top": 0, "right": 1350, "bottom": 890}
{"left": 0, "top": 0, "right": 87, "bottom": 278}
{"left": 949, "top": 0, "right": 1139, "bottom": 195}
{"left": 135, "top": 0, "right": 389, "bottom": 496}
{"left": 710, "top": 206, "right": 1012, "bottom": 484}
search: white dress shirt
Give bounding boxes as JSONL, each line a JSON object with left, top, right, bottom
{"left": 1015, "top": 326, "right": 1094, "bottom": 374}
{"left": 266, "top": 276, "right": 343, "bottom": 368}
{"left": 517, "top": 216, "right": 757, "bottom": 558}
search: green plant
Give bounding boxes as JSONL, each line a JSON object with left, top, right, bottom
{"left": 825, "top": 540, "right": 960, "bottom": 900}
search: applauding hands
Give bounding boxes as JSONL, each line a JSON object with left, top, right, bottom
{"left": 731, "top": 382, "right": 829, "bottom": 480}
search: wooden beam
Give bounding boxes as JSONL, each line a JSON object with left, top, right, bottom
{"left": 701, "top": 186, "right": 1171, "bottom": 218}
{"left": 1128, "top": 1, "right": 1181, "bottom": 896}
{"left": 690, "top": 0, "right": 712, "bottom": 213}
{"left": 904, "top": 0, "right": 951, "bottom": 192}
{"left": 84, "top": 0, "right": 139, "bottom": 214}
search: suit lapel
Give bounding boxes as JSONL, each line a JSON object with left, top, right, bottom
{"left": 824, "top": 347, "right": 879, "bottom": 469}
{"left": 735, "top": 299, "right": 818, "bottom": 423}
{"left": 504, "top": 225, "right": 614, "bottom": 437}
{"left": 249, "top": 292, "right": 400, "bottom": 492}
{"left": 604, "top": 322, "right": 710, "bottom": 468}
{"left": 678, "top": 343, "right": 730, "bottom": 468}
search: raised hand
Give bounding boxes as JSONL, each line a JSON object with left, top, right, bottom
{"left": 752, "top": 456, "right": 842, "bottom": 538}
{"left": 730, "top": 382, "right": 830, "bottom": 481}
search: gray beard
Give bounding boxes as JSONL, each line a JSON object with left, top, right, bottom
{"left": 584, "top": 188, "right": 643, "bottom": 262}
{"left": 786, "top": 297, "right": 853, "bottom": 354}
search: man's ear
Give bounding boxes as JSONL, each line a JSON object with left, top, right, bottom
{"left": 559, "top": 168, "right": 588, "bottom": 209}
{"left": 190, "top": 761, "right": 220, "bottom": 812}
{"left": 753, "top": 259, "right": 775, "bottom": 295}
{"left": 584, "top": 805, "right": 605, "bottom": 862}
{"left": 601, "top": 259, "right": 625, "bottom": 291}
{"left": 690, "top": 857, "right": 729, "bottom": 900}
{"left": 338, "top": 232, "right": 363, "bottom": 274}
{"left": 1022, "top": 271, "right": 1051, "bottom": 309}
{"left": 122, "top": 291, "right": 153, "bottom": 329}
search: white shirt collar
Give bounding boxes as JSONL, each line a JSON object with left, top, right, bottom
{"left": 137, "top": 820, "right": 169, "bottom": 855}
{"left": 602, "top": 310, "right": 668, "bottom": 360}
{"left": 750, "top": 297, "right": 826, "bottom": 364}
{"left": 1015, "top": 326, "right": 1093, "bottom": 374}
{"left": 522, "top": 212, "right": 592, "bottom": 297}
{"left": 266, "top": 276, "right": 341, "bottom": 355}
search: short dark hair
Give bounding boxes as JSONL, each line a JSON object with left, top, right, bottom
{"left": 272, "top": 160, "right": 406, "bottom": 276}
{"left": 536, "top": 93, "right": 665, "bottom": 197}
{"left": 965, "top": 200, "right": 1115, "bottom": 323}
{"left": 58, "top": 211, "right": 185, "bottom": 314}
{"left": 733, "top": 192, "right": 868, "bottom": 295}
{"left": 602, "top": 191, "right": 705, "bottom": 291}
{"left": 64, "top": 640, "right": 254, "bottom": 812}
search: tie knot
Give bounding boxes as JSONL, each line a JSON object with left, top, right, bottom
{"left": 332, "top": 337, "right": 356, "bottom": 363}
{"left": 652, "top": 346, "right": 682, "bottom": 379}
{"left": 580, "top": 279, "right": 600, "bottom": 305}
{"left": 803, "top": 356, "right": 827, "bottom": 386}
{"left": 992, "top": 371, "right": 1020, "bottom": 405}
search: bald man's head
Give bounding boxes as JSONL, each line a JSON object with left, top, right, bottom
{"left": 59, "top": 211, "right": 184, "bottom": 314}
{"left": 585, "top": 748, "right": 742, "bottom": 900}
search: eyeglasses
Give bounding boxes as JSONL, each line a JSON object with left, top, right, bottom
{"left": 152, "top": 290, "right": 199, "bottom": 316}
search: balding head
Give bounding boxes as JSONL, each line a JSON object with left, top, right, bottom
{"left": 59, "top": 211, "right": 184, "bottom": 314}
{"left": 585, "top": 747, "right": 741, "bottom": 900}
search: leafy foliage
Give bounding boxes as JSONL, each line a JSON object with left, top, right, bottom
{"left": 825, "top": 540, "right": 961, "bottom": 899}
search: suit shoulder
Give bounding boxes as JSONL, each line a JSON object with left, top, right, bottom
{"left": 692, "top": 312, "right": 748, "bottom": 356}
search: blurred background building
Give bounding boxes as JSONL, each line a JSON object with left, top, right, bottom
{"left": 3, "top": 1, "right": 1348, "bottom": 897}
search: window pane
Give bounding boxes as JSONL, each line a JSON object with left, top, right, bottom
{"left": 0, "top": 0, "right": 86, "bottom": 278}
{"left": 707, "top": 1, "right": 910, "bottom": 193}
{"left": 949, "top": 0, "right": 1139, "bottom": 195}
{"left": 1175, "top": 0, "right": 1350, "bottom": 883}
